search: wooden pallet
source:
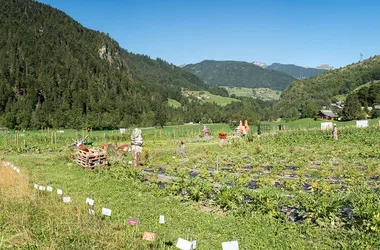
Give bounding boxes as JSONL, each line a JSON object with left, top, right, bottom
{"left": 76, "top": 148, "right": 108, "bottom": 170}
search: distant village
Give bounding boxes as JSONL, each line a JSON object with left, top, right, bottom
{"left": 317, "top": 101, "right": 379, "bottom": 120}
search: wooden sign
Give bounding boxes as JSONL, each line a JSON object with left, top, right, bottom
{"left": 142, "top": 232, "right": 156, "bottom": 242}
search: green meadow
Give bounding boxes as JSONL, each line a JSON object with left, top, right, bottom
{"left": 1, "top": 119, "right": 380, "bottom": 249}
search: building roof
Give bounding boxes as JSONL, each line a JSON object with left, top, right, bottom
{"left": 319, "top": 110, "right": 339, "bottom": 118}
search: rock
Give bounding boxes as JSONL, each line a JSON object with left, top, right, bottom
{"left": 247, "top": 179, "right": 258, "bottom": 189}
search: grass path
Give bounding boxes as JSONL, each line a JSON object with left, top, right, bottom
{"left": 0, "top": 153, "right": 353, "bottom": 249}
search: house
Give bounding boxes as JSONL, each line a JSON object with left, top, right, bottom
{"left": 330, "top": 103, "right": 344, "bottom": 111}
{"left": 317, "top": 110, "right": 339, "bottom": 120}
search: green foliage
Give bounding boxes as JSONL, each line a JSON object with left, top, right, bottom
{"left": 277, "top": 56, "right": 380, "bottom": 118}
{"left": 0, "top": 0, "right": 268, "bottom": 129}
{"left": 343, "top": 93, "right": 363, "bottom": 120}
{"left": 183, "top": 60, "right": 296, "bottom": 91}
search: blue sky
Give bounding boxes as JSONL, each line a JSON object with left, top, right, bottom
{"left": 37, "top": 0, "right": 379, "bottom": 68}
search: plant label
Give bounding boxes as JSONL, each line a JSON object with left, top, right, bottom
{"left": 86, "top": 198, "right": 94, "bottom": 206}
{"left": 159, "top": 215, "right": 165, "bottom": 224}
{"left": 142, "top": 232, "right": 156, "bottom": 242}
{"left": 102, "top": 208, "right": 112, "bottom": 216}
{"left": 176, "top": 238, "right": 192, "bottom": 250}
{"left": 39, "top": 186, "right": 46, "bottom": 191}
{"left": 88, "top": 208, "right": 95, "bottom": 216}
{"left": 57, "top": 189, "right": 63, "bottom": 195}
{"left": 356, "top": 120, "right": 368, "bottom": 128}
{"left": 63, "top": 197, "right": 71, "bottom": 203}
{"left": 34, "top": 184, "right": 39, "bottom": 189}
{"left": 222, "top": 241, "right": 239, "bottom": 250}
{"left": 192, "top": 240, "right": 197, "bottom": 249}
{"left": 128, "top": 219, "right": 138, "bottom": 226}
{"left": 47, "top": 186, "right": 53, "bottom": 192}
{"left": 16, "top": 168, "right": 20, "bottom": 173}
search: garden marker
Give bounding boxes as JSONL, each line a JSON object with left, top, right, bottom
{"left": 47, "top": 186, "right": 53, "bottom": 192}
{"left": 142, "top": 232, "right": 156, "bottom": 242}
{"left": 86, "top": 198, "right": 94, "bottom": 206}
{"left": 57, "top": 189, "right": 63, "bottom": 195}
{"left": 16, "top": 168, "right": 20, "bottom": 173}
{"left": 159, "top": 215, "right": 165, "bottom": 224}
{"left": 34, "top": 184, "right": 39, "bottom": 189}
{"left": 88, "top": 209, "right": 95, "bottom": 216}
{"left": 39, "top": 186, "right": 46, "bottom": 191}
{"left": 63, "top": 197, "right": 71, "bottom": 203}
{"left": 176, "top": 238, "right": 193, "bottom": 250}
{"left": 222, "top": 241, "right": 239, "bottom": 250}
{"left": 101, "top": 208, "right": 112, "bottom": 216}
{"left": 128, "top": 219, "right": 138, "bottom": 226}
{"left": 192, "top": 240, "right": 196, "bottom": 249}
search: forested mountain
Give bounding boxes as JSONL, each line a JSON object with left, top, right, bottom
{"left": 0, "top": 0, "right": 260, "bottom": 129}
{"left": 267, "top": 63, "right": 328, "bottom": 79}
{"left": 183, "top": 60, "right": 296, "bottom": 91}
{"left": 276, "top": 56, "right": 380, "bottom": 118}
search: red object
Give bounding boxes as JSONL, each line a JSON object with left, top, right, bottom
{"left": 219, "top": 134, "right": 227, "bottom": 139}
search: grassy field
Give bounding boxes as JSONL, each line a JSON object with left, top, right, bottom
{"left": 333, "top": 80, "right": 380, "bottom": 102}
{"left": 222, "top": 86, "right": 282, "bottom": 101}
{"left": 182, "top": 91, "right": 240, "bottom": 106}
{"left": 2, "top": 120, "right": 380, "bottom": 248}
{"left": 168, "top": 98, "right": 182, "bottom": 108}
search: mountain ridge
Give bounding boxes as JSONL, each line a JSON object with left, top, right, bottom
{"left": 183, "top": 60, "right": 296, "bottom": 91}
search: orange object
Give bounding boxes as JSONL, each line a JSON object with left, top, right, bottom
{"left": 244, "top": 120, "right": 250, "bottom": 132}
{"left": 142, "top": 232, "right": 156, "bottom": 242}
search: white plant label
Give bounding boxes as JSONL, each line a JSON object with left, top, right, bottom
{"left": 88, "top": 208, "right": 95, "bottom": 216}
{"left": 57, "top": 189, "right": 63, "bottom": 195}
{"left": 86, "top": 198, "right": 94, "bottom": 206}
{"left": 16, "top": 168, "right": 20, "bottom": 173}
{"left": 47, "top": 186, "right": 53, "bottom": 192}
{"left": 159, "top": 215, "right": 165, "bottom": 224}
{"left": 321, "top": 122, "right": 333, "bottom": 130}
{"left": 222, "top": 241, "right": 239, "bottom": 250}
{"left": 63, "top": 197, "right": 71, "bottom": 203}
{"left": 176, "top": 238, "right": 192, "bottom": 250}
{"left": 102, "top": 208, "right": 112, "bottom": 216}
{"left": 39, "top": 186, "right": 46, "bottom": 191}
{"left": 192, "top": 240, "right": 196, "bottom": 249}
{"left": 34, "top": 184, "right": 39, "bottom": 189}
{"left": 356, "top": 120, "right": 368, "bottom": 128}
